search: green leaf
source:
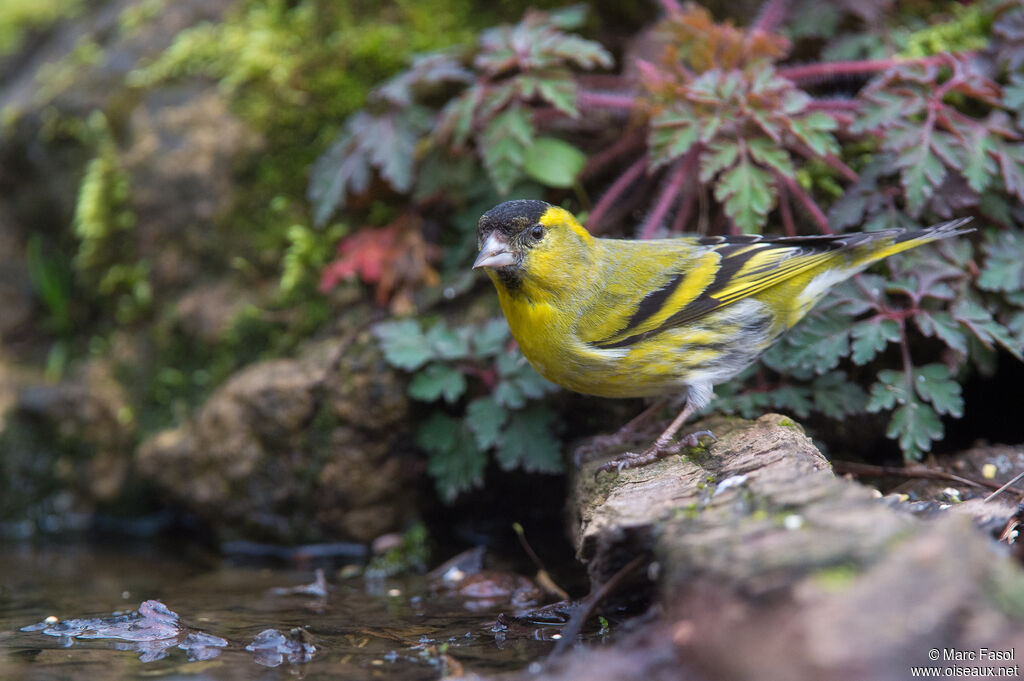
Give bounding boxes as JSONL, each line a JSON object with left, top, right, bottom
{"left": 764, "top": 311, "right": 851, "bottom": 377}
{"left": 811, "top": 372, "right": 867, "bottom": 419}
{"left": 850, "top": 318, "right": 900, "bottom": 365}
{"left": 747, "top": 138, "right": 795, "bottom": 178}
{"left": 536, "top": 78, "right": 578, "bottom": 117}
{"left": 495, "top": 406, "right": 563, "bottom": 473}
{"left": 887, "top": 397, "right": 943, "bottom": 460}
{"left": 866, "top": 369, "right": 908, "bottom": 413}
{"left": 548, "top": 4, "right": 588, "bottom": 29}
{"left": 913, "top": 363, "right": 963, "bottom": 417}
{"left": 765, "top": 385, "right": 813, "bottom": 419}
{"left": 408, "top": 363, "right": 467, "bottom": 403}
{"left": 851, "top": 91, "right": 909, "bottom": 134}
{"left": 362, "top": 108, "right": 429, "bottom": 193}
{"left": 960, "top": 127, "right": 997, "bottom": 194}
{"left": 437, "top": 91, "right": 478, "bottom": 149}
{"left": 523, "top": 137, "right": 587, "bottom": 188}
{"left": 493, "top": 379, "right": 526, "bottom": 409}
{"left": 419, "top": 414, "right": 487, "bottom": 502}
{"left": 499, "top": 351, "right": 556, "bottom": 396}
{"left": 699, "top": 140, "right": 739, "bottom": 183}
{"left": 953, "top": 299, "right": 1024, "bottom": 361}
{"left": 472, "top": 318, "right": 510, "bottom": 357}
{"left": 650, "top": 109, "right": 699, "bottom": 167}
{"left": 495, "top": 351, "right": 522, "bottom": 377}
{"left": 897, "top": 143, "right": 946, "bottom": 216}
{"left": 914, "top": 310, "right": 968, "bottom": 356}
{"left": 425, "top": 322, "right": 471, "bottom": 360}
{"left": 786, "top": 111, "right": 839, "bottom": 157}
{"left": 714, "top": 152, "right": 775, "bottom": 233}
{"left": 466, "top": 396, "right": 507, "bottom": 450}
{"left": 978, "top": 230, "right": 1024, "bottom": 293}
{"left": 715, "top": 390, "right": 772, "bottom": 419}
{"left": 994, "top": 139, "right": 1024, "bottom": 202}
{"left": 307, "top": 109, "right": 429, "bottom": 226}
{"left": 308, "top": 128, "right": 371, "bottom": 227}
{"left": 480, "top": 106, "right": 534, "bottom": 194}
{"left": 373, "top": 319, "right": 432, "bottom": 370}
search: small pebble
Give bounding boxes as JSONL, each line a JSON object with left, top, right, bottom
{"left": 982, "top": 463, "right": 997, "bottom": 480}
{"left": 783, "top": 514, "right": 804, "bottom": 531}
{"left": 712, "top": 474, "right": 748, "bottom": 497}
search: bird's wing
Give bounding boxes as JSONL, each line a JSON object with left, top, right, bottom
{"left": 588, "top": 232, "right": 880, "bottom": 350}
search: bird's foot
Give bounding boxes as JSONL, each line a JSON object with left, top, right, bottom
{"left": 574, "top": 430, "right": 645, "bottom": 466}
{"left": 594, "top": 430, "right": 716, "bottom": 476}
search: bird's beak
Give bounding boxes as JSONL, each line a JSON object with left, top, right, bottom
{"left": 473, "top": 232, "right": 516, "bottom": 269}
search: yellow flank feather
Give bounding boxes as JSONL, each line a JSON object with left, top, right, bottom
{"left": 472, "top": 200, "right": 973, "bottom": 470}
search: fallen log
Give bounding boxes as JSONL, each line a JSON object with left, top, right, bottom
{"left": 518, "top": 414, "right": 1024, "bottom": 681}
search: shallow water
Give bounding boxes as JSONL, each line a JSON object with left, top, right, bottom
{"left": 0, "top": 543, "right": 564, "bottom": 680}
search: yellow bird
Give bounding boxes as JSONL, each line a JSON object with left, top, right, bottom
{"left": 473, "top": 200, "right": 972, "bottom": 473}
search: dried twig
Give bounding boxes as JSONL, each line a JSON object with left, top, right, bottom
{"left": 551, "top": 555, "right": 646, "bottom": 656}
{"left": 833, "top": 461, "right": 1024, "bottom": 497}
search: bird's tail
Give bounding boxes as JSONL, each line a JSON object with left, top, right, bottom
{"left": 854, "top": 217, "right": 974, "bottom": 265}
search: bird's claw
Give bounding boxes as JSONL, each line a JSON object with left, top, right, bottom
{"left": 593, "top": 429, "right": 716, "bottom": 477}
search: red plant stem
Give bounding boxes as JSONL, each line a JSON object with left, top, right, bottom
{"left": 790, "top": 141, "right": 859, "bottom": 183}
{"left": 582, "top": 129, "right": 646, "bottom": 180}
{"left": 806, "top": 99, "right": 859, "bottom": 126}
{"left": 670, "top": 182, "right": 696, "bottom": 234}
{"left": 587, "top": 157, "right": 647, "bottom": 234}
{"left": 823, "top": 153, "right": 859, "bottom": 183}
{"left": 898, "top": 317, "right": 915, "bottom": 388}
{"left": 779, "top": 174, "right": 832, "bottom": 233}
{"left": 778, "top": 182, "right": 796, "bottom": 236}
{"left": 779, "top": 55, "right": 949, "bottom": 84}
{"left": 658, "top": 0, "right": 682, "bottom": 12}
{"left": 577, "top": 90, "right": 637, "bottom": 112}
{"left": 753, "top": 0, "right": 789, "bottom": 33}
{"left": 640, "top": 151, "right": 696, "bottom": 239}
{"left": 807, "top": 98, "right": 860, "bottom": 111}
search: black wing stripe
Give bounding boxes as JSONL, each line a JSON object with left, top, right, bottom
{"left": 615, "top": 271, "right": 687, "bottom": 338}
{"left": 593, "top": 247, "right": 750, "bottom": 349}
{"left": 589, "top": 231, "right": 885, "bottom": 351}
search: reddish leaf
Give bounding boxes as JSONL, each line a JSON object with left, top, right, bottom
{"left": 320, "top": 214, "right": 441, "bottom": 313}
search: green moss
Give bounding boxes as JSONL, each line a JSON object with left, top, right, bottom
{"left": 69, "top": 111, "right": 151, "bottom": 325}
{"left": 778, "top": 417, "right": 797, "bottom": 428}
{"left": 123, "top": 293, "right": 334, "bottom": 437}
{"left": 676, "top": 501, "right": 700, "bottom": 519}
{"left": 279, "top": 223, "right": 346, "bottom": 300}
{"left": 813, "top": 564, "right": 860, "bottom": 592}
{"left": 900, "top": 2, "right": 992, "bottom": 58}
{"left": 116, "top": 0, "right": 164, "bottom": 37}
{"left": 0, "top": 0, "right": 82, "bottom": 58}
{"left": 123, "top": 0, "right": 516, "bottom": 293}
{"left": 365, "top": 522, "right": 430, "bottom": 578}
{"left": 34, "top": 38, "right": 104, "bottom": 105}
{"left": 72, "top": 112, "right": 134, "bottom": 273}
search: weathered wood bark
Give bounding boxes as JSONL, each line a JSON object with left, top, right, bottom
{"left": 520, "top": 414, "right": 1024, "bottom": 681}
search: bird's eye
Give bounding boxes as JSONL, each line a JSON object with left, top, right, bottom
{"left": 530, "top": 225, "right": 545, "bottom": 241}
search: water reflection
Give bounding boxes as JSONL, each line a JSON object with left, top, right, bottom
{"left": 1, "top": 543, "right": 563, "bottom": 680}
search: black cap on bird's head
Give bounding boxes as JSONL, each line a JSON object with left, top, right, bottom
{"left": 473, "top": 200, "right": 551, "bottom": 271}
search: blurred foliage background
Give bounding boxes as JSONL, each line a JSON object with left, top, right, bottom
{"left": 0, "top": 0, "right": 1022, "bottom": 537}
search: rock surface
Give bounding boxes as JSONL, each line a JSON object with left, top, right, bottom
{"left": 0, "top": 358, "right": 135, "bottom": 528}
{"left": 137, "top": 331, "right": 417, "bottom": 544}
{"left": 527, "top": 414, "right": 1024, "bottom": 681}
